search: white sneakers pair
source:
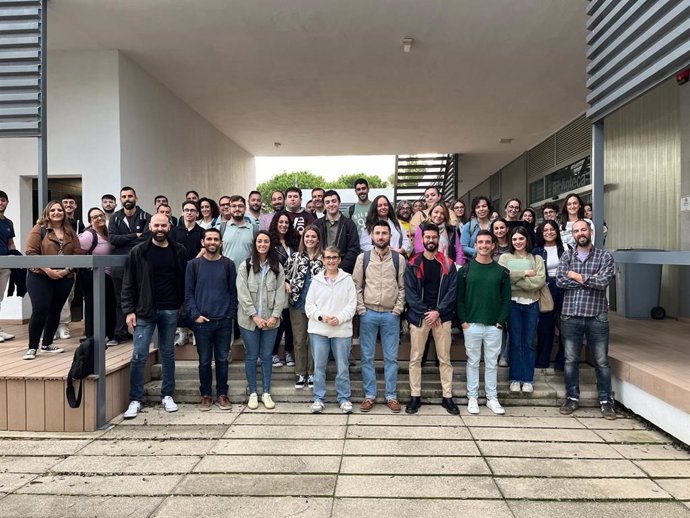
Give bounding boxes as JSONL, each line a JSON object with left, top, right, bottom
{"left": 467, "top": 397, "right": 505, "bottom": 415}
{"left": 123, "top": 396, "right": 178, "bottom": 419}
{"left": 54, "top": 324, "right": 71, "bottom": 340}
{"left": 247, "top": 393, "right": 275, "bottom": 410}
{"left": 311, "top": 400, "right": 353, "bottom": 414}
{"left": 510, "top": 382, "right": 533, "bottom": 393}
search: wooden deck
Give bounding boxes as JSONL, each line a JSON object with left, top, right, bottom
{"left": 0, "top": 322, "right": 155, "bottom": 432}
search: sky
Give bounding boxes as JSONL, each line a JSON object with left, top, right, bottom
{"left": 255, "top": 155, "right": 396, "bottom": 184}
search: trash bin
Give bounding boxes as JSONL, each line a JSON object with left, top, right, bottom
{"left": 615, "top": 249, "right": 664, "bottom": 319}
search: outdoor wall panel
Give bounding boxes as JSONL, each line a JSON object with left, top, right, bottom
{"left": 500, "top": 154, "right": 527, "bottom": 208}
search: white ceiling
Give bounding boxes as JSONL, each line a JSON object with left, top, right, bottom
{"left": 47, "top": 0, "right": 588, "bottom": 192}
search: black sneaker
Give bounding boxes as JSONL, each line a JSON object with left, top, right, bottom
{"left": 600, "top": 401, "right": 617, "bottom": 420}
{"left": 559, "top": 398, "right": 579, "bottom": 415}
{"left": 294, "top": 374, "right": 306, "bottom": 389}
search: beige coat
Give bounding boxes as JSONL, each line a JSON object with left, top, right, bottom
{"left": 352, "top": 248, "right": 406, "bottom": 316}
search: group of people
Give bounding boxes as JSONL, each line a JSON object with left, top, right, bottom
{"left": 5, "top": 179, "right": 616, "bottom": 420}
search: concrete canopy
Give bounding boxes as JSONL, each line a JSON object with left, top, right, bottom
{"left": 48, "top": 0, "right": 587, "bottom": 191}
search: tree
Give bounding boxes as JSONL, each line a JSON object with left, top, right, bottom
{"left": 328, "top": 173, "right": 387, "bottom": 189}
{"left": 256, "top": 171, "right": 328, "bottom": 206}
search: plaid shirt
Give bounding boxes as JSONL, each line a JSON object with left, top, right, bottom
{"left": 556, "top": 246, "right": 614, "bottom": 317}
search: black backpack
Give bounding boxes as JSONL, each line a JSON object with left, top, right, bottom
{"left": 66, "top": 337, "right": 105, "bottom": 408}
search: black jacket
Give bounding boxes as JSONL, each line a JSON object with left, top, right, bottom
{"left": 169, "top": 224, "right": 204, "bottom": 262}
{"left": 7, "top": 249, "right": 26, "bottom": 297}
{"left": 315, "top": 215, "right": 360, "bottom": 273}
{"left": 121, "top": 238, "right": 188, "bottom": 319}
{"left": 108, "top": 206, "right": 152, "bottom": 256}
{"left": 404, "top": 252, "right": 457, "bottom": 327}
{"left": 532, "top": 244, "right": 566, "bottom": 279}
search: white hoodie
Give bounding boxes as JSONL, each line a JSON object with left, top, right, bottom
{"left": 305, "top": 269, "right": 357, "bottom": 338}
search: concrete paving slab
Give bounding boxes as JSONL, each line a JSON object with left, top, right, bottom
{"left": 346, "top": 424, "right": 472, "bottom": 440}
{"left": 471, "top": 406, "right": 573, "bottom": 417}
{"left": 50, "top": 455, "right": 200, "bottom": 474}
{"left": 343, "top": 439, "right": 480, "bottom": 457}
{"left": 332, "top": 498, "right": 513, "bottom": 517}
{"left": 477, "top": 441, "right": 622, "bottom": 459}
{"left": 611, "top": 444, "right": 690, "bottom": 460}
{"left": 593, "top": 429, "right": 673, "bottom": 444}
{"left": 0, "top": 473, "right": 39, "bottom": 493}
{"left": 117, "top": 407, "right": 241, "bottom": 426}
{"left": 17, "top": 474, "right": 184, "bottom": 496}
{"left": 77, "top": 439, "right": 216, "bottom": 456}
{"left": 335, "top": 474, "right": 501, "bottom": 498}
{"left": 486, "top": 457, "right": 645, "bottom": 477}
{"left": 231, "top": 413, "right": 347, "bottom": 426}
{"left": 239, "top": 402, "right": 315, "bottom": 414}
{"left": 507, "top": 501, "right": 690, "bottom": 518}
{"left": 634, "top": 460, "right": 690, "bottom": 477}
{"left": 102, "top": 424, "right": 228, "bottom": 440}
{"left": 223, "top": 424, "right": 346, "bottom": 439}
{"left": 153, "top": 495, "right": 333, "bottom": 518}
{"left": 193, "top": 455, "right": 341, "bottom": 474}
{"left": 0, "top": 456, "right": 63, "bottom": 473}
{"left": 211, "top": 439, "right": 344, "bottom": 456}
{"left": 339, "top": 455, "right": 491, "bottom": 475}
{"left": 0, "top": 430, "right": 107, "bottom": 439}
{"left": 461, "top": 416, "right": 586, "bottom": 428}
{"left": 0, "top": 494, "right": 165, "bottom": 518}
{"left": 575, "top": 417, "right": 647, "bottom": 430}
{"left": 495, "top": 477, "right": 672, "bottom": 500}
{"left": 470, "top": 427, "right": 603, "bottom": 442}
{"left": 348, "top": 414, "right": 463, "bottom": 426}
{"left": 174, "top": 473, "right": 336, "bottom": 496}
{"left": 654, "top": 479, "right": 690, "bottom": 500}
{"left": 0, "top": 439, "right": 91, "bottom": 456}
{"left": 350, "top": 404, "right": 456, "bottom": 415}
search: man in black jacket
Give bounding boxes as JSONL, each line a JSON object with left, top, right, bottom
{"left": 121, "top": 214, "right": 188, "bottom": 419}
{"left": 108, "top": 186, "right": 152, "bottom": 345}
{"left": 315, "top": 190, "right": 360, "bottom": 273}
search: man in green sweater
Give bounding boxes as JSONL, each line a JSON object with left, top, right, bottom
{"left": 456, "top": 230, "right": 511, "bottom": 415}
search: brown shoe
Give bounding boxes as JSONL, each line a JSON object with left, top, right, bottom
{"left": 360, "top": 398, "right": 375, "bottom": 412}
{"left": 199, "top": 396, "right": 213, "bottom": 412}
{"left": 387, "top": 399, "right": 402, "bottom": 413}
{"left": 216, "top": 394, "right": 231, "bottom": 411}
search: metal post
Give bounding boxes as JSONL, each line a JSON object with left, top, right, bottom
{"left": 591, "top": 120, "right": 605, "bottom": 248}
{"left": 37, "top": 0, "right": 48, "bottom": 210}
{"left": 92, "top": 265, "right": 107, "bottom": 428}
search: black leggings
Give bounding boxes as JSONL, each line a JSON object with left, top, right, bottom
{"left": 80, "top": 271, "right": 116, "bottom": 340}
{"left": 26, "top": 272, "right": 74, "bottom": 349}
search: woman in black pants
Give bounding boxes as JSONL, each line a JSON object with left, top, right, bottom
{"left": 23, "top": 200, "right": 83, "bottom": 360}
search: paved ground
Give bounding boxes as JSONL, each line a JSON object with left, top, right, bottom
{"left": 0, "top": 402, "right": 688, "bottom": 517}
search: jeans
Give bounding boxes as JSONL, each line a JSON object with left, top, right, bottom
{"left": 508, "top": 301, "right": 539, "bottom": 383}
{"left": 409, "top": 321, "right": 453, "bottom": 398}
{"left": 26, "top": 272, "right": 74, "bottom": 349}
{"left": 536, "top": 279, "right": 564, "bottom": 368}
{"left": 310, "top": 333, "right": 351, "bottom": 403}
{"left": 129, "top": 309, "right": 178, "bottom": 402}
{"left": 561, "top": 313, "right": 612, "bottom": 402}
{"left": 240, "top": 325, "right": 278, "bottom": 394}
{"left": 359, "top": 309, "right": 400, "bottom": 400}
{"left": 194, "top": 318, "right": 233, "bottom": 397}
{"left": 463, "top": 323, "right": 502, "bottom": 398}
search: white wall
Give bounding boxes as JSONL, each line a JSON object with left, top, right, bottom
{"left": 117, "top": 53, "right": 255, "bottom": 213}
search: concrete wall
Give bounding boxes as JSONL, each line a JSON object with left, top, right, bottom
{"left": 680, "top": 76, "right": 690, "bottom": 319}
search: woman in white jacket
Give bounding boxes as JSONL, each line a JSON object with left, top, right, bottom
{"left": 305, "top": 245, "right": 357, "bottom": 414}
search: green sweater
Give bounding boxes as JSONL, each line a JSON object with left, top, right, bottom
{"left": 455, "top": 259, "right": 511, "bottom": 325}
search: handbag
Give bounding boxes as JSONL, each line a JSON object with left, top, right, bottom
{"left": 539, "top": 284, "right": 554, "bottom": 313}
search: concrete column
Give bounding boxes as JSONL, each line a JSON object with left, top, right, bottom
{"left": 679, "top": 82, "right": 690, "bottom": 318}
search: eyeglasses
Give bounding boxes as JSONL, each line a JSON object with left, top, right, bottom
{"left": 90, "top": 214, "right": 104, "bottom": 220}
{"left": 324, "top": 256, "right": 340, "bottom": 261}
{"left": 219, "top": 203, "right": 231, "bottom": 207}
{"left": 182, "top": 208, "right": 198, "bottom": 213}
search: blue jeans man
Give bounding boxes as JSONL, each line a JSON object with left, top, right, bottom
{"left": 359, "top": 309, "right": 400, "bottom": 409}
{"left": 193, "top": 318, "right": 233, "bottom": 401}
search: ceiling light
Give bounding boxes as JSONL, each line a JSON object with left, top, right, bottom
{"left": 402, "top": 38, "right": 414, "bottom": 53}
{"left": 499, "top": 138, "right": 514, "bottom": 144}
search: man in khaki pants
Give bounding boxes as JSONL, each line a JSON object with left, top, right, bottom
{"left": 404, "top": 223, "right": 458, "bottom": 415}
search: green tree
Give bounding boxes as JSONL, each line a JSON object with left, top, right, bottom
{"left": 327, "top": 173, "right": 387, "bottom": 189}
{"left": 256, "top": 171, "right": 328, "bottom": 206}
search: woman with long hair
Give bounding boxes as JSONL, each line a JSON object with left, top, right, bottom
{"left": 23, "top": 200, "right": 84, "bottom": 360}
{"left": 360, "top": 195, "right": 410, "bottom": 255}
{"left": 197, "top": 197, "right": 220, "bottom": 229}
{"left": 452, "top": 199, "right": 468, "bottom": 225}
{"left": 533, "top": 220, "right": 568, "bottom": 370}
{"left": 559, "top": 193, "right": 594, "bottom": 248}
{"left": 305, "top": 245, "right": 357, "bottom": 413}
{"left": 412, "top": 202, "right": 464, "bottom": 265}
{"left": 236, "top": 230, "right": 286, "bottom": 410}
{"left": 461, "top": 196, "right": 492, "bottom": 260}
{"left": 498, "top": 226, "right": 546, "bottom": 393}
{"left": 490, "top": 217, "right": 511, "bottom": 260}
{"left": 412, "top": 199, "right": 425, "bottom": 215}
{"left": 268, "top": 211, "right": 298, "bottom": 367}
{"left": 284, "top": 224, "right": 325, "bottom": 389}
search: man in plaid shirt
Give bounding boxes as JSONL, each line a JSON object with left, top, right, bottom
{"left": 556, "top": 219, "right": 616, "bottom": 420}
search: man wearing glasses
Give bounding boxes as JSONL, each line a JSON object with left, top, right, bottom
{"left": 217, "top": 195, "right": 254, "bottom": 269}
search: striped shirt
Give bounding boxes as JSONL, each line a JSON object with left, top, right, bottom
{"left": 556, "top": 246, "right": 614, "bottom": 317}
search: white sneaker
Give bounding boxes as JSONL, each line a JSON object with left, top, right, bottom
{"left": 247, "top": 392, "right": 259, "bottom": 410}
{"left": 23, "top": 348, "right": 37, "bottom": 360}
{"left": 498, "top": 357, "right": 509, "bottom": 367}
{"left": 124, "top": 401, "right": 141, "bottom": 419}
{"left": 272, "top": 355, "right": 284, "bottom": 368}
{"left": 522, "top": 383, "right": 534, "bottom": 393}
{"left": 467, "top": 397, "right": 480, "bottom": 414}
{"left": 0, "top": 335, "right": 4, "bottom": 343}
{"left": 56, "top": 324, "right": 71, "bottom": 340}
{"left": 340, "top": 401, "right": 353, "bottom": 414}
{"left": 261, "top": 393, "right": 275, "bottom": 409}
{"left": 509, "top": 381, "right": 521, "bottom": 392}
{"left": 161, "top": 396, "right": 178, "bottom": 413}
{"left": 311, "top": 400, "right": 324, "bottom": 413}
{"left": 486, "top": 398, "right": 505, "bottom": 415}
{"left": 0, "top": 329, "right": 13, "bottom": 341}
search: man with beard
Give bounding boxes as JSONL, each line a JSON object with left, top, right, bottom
{"left": 219, "top": 195, "right": 254, "bottom": 268}
{"left": 348, "top": 178, "right": 371, "bottom": 233}
{"left": 185, "top": 228, "right": 238, "bottom": 411}
{"left": 557, "top": 219, "right": 616, "bottom": 420}
{"left": 285, "top": 187, "right": 315, "bottom": 236}
{"left": 247, "top": 191, "right": 263, "bottom": 232}
{"left": 311, "top": 187, "right": 326, "bottom": 219}
{"left": 154, "top": 195, "right": 177, "bottom": 226}
{"left": 101, "top": 194, "right": 117, "bottom": 223}
{"left": 405, "top": 223, "right": 459, "bottom": 415}
{"left": 108, "top": 186, "right": 152, "bottom": 345}
{"left": 122, "top": 214, "right": 187, "bottom": 419}
{"left": 259, "top": 190, "right": 285, "bottom": 231}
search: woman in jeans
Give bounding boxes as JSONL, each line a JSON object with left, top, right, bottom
{"left": 305, "top": 246, "right": 357, "bottom": 414}
{"left": 533, "top": 220, "right": 568, "bottom": 370}
{"left": 23, "top": 200, "right": 84, "bottom": 360}
{"left": 284, "top": 225, "right": 325, "bottom": 390}
{"left": 236, "top": 230, "right": 286, "bottom": 410}
{"left": 498, "top": 226, "right": 546, "bottom": 393}
{"left": 268, "top": 211, "right": 297, "bottom": 367}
